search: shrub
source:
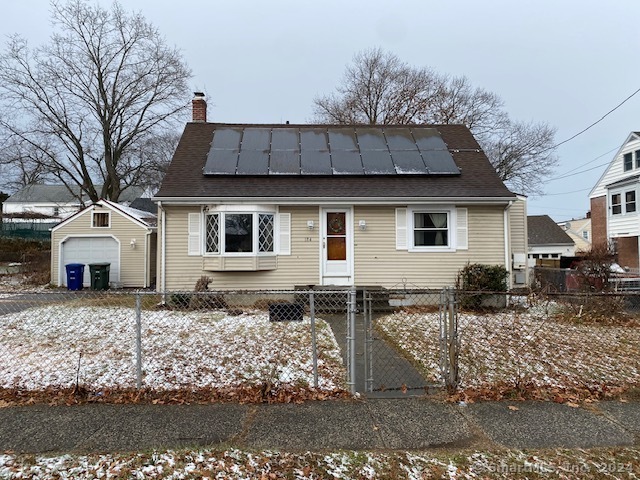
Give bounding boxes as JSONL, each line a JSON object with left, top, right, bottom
{"left": 456, "top": 263, "right": 509, "bottom": 310}
{"left": 456, "top": 263, "right": 509, "bottom": 292}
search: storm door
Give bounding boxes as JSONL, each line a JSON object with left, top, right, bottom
{"left": 321, "top": 208, "right": 353, "bottom": 285}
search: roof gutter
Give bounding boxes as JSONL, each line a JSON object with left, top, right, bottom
{"left": 152, "top": 196, "right": 516, "bottom": 206}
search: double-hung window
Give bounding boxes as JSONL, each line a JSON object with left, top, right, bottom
{"left": 413, "top": 212, "right": 449, "bottom": 247}
{"left": 626, "top": 191, "right": 636, "bottom": 213}
{"left": 611, "top": 194, "right": 622, "bottom": 215}
{"left": 404, "top": 207, "right": 457, "bottom": 252}
{"left": 624, "top": 153, "right": 633, "bottom": 171}
{"left": 204, "top": 211, "right": 275, "bottom": 255}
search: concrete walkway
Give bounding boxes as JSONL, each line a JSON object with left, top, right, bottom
{"left": 0, "top": 399, "right": 638, "bottom": 454}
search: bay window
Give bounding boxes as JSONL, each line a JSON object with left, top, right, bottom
{"left": 204, "top": 211, "right": 275, "bottom": 255}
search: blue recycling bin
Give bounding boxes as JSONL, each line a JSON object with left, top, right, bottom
{"left": 65, "top": 263, "right": 85, "bottom": 291}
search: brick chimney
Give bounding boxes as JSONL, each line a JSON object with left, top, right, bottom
{"left": 192, "top": 92, "right": 207, "bottom": 122}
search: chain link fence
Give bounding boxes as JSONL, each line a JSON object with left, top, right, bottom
{"left": 371, "top": 289, "right": 640, "bottom": 397}
{"left": 0, "top": 289, "right": 350, "bottom": 398}
{"left": 1, "top": 287, "right": 639, "bottom": 400}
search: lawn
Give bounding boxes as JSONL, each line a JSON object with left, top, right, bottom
{"left": 376, "top": 305, "right": 640, "bottom": 391}
{"left": 0, "top": 304, "right": 347, "bottom": 393}
{"left": 1, "top": 447, "right": 638, "bottom": 479}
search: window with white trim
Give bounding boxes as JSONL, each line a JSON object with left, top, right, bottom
{"left": 397, "top": 206, "right": 460, "bottom": 252}
{"left": 624, "top": 153, "right": 633, "bottom": 171}
{"left": 204, "top": 211, "right": 275, "bottom": 255}
{"left": 626, "top": 191, "right": 636, "bottom": 213}
{"left": 413, "top": 211, "right": 449, "bottom": 247}
{"left": 92, "top": 211, "right": 110, "bottom": 228}
{"left": 612, "top": 193, "right": 622, "bottom": 215}
{"left": 611, "top": 190, "right": 637, "bottom": 215}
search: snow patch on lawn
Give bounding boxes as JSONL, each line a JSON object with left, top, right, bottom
{"left": 377, "top": 310, "right": 640, "bottom": 389}
{"left": 0, "top": 305, "right": 346, "bottom": 391}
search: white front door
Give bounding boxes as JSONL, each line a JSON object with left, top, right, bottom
{"left": 321, "top": 208, "right": 353, "bottom": 286}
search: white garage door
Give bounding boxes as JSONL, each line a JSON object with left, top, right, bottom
{"left": 61, "top": 237, "right": 120, "bottom": 287}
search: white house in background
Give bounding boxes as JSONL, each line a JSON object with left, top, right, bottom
{"left": 527, "top": 215, "right": 576, "bottom": 267}
{"left": 3, "top": 184, "right": 144, "bottom": 219}
{"left": 557, "top": 216, "right": 592, "bottom": 254}
{"left": 590, "top": 131, "right": 640, "bottom": 269}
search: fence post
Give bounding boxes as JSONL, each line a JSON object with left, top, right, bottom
{"left": 439, "top": 287, "right": 459, "bottom": 391}
{"left": 309, "top": 291, "right": 319, "bottom": 389}
{"left": 135, "top": 292, "right": 142, "bottom": 389}
{"left": 363, "top": 288, "right": 373, "bottom": 393}
{"left": 347, "top": 287, "right": 357, "bottom": 394}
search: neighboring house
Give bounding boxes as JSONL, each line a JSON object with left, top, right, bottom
{"left": 557, "top": 215, "right": 592, "bottom": 254}
{"left": 527, "top": 215, "right": 576, "bottom": 267}
{"left": 590, "top": 132, "right": 640, "bottom": 269}
{"left": 51, "top": 199, "right": 157, "bottom": 288}
{"left": 152, "top": 94, "right": 528, "bottom": 291}
{"left": 3, "top": 184, "right": 144, "bottom": 219}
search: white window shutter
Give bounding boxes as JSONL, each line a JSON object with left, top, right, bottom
{"left": 278, "top": 213, "right": 291, "bottom": 255}
{"left": 456, "top": 207, "right": 468, "bottom": 250}
{"left": 188, "top": 212, "right": 201, "bottom": 256}
{"left": 396, "top": 208, "right": 408, "bottom": 250}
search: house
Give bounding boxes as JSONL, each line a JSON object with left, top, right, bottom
{"left": 557, "top": 215, "right": 592, "bottom": 254}
{"left": 50, "top": 199, "right": 157, "bottom": 288}
{"left": 527, "top": 215, "right": 576, "bottom": 267}
{"left": 3, "top": 184, "right": 144, "bottom": 219}
{"left": 590, "top": 132, "right": 640, "bottom": 269}
{"left": 152, "top": 94, "right": 528, "bottom": 291}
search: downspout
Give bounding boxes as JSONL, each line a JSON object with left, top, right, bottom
{"left": 144, "top": 229, "right": 151, "bottom": 288}
{"left": 159, "top": 201, "right": 166, "bottom": 296}
{"left": 504, "top": 201, "right": 514, "bottom": 290}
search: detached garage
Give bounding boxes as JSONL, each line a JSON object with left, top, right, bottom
{"left": 51, "top": 200, "right": 157, "bottom": 288}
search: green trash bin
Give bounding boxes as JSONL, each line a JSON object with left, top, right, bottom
{"left": 89, "top": 262, "right": 111, "bottom": 290}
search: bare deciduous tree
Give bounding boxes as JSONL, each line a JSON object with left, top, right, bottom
{"left": 313, "top": 48, "right": 557, "bottom": 194}
{"left": 0, "top": 0, "right": 191, "bottom": 202}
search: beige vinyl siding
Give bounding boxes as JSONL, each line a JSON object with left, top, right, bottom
{"left": 162, "top": 206, "right": 320, "bottom": 290}
{"left": 353, "top": 205, "right": 506, "bottom": 288}
{"left": 508, "top": 197, "right": 527, "bottom": 255}
{"left": 51, "top": 206, "right": 152, "bottom": 287}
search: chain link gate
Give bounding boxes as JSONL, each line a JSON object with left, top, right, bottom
{"left": 354, "top": 287, "right": 458, "bottom": 397}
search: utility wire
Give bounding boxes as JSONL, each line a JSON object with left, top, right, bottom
{"left": 541, "top": 87, "right": 640, "bottom": 153}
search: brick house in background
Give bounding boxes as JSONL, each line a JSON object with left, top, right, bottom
{"left": 590, "top": 131, "right": 640, "bottom": 269}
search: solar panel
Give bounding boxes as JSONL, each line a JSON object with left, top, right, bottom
{"left": 237, "top": 149, "right": 269, "bottom": 174}
{"left": 384, "top": 128, "right": 418, "bottom": 151}
{"left": 422, "top": 150, "right": 459, "bottom": 174}
{"left": 270, "top": 150, "right": 300, "bottom": 174}
{"left": 331, "top": 150, "right": 363, "bottom": 174}
{"left": 300, "top": 129, "right": 329, "bottom": 150}
{"left": 412, "top": 128, "right": 448, "bottom": 151}
{"left": 301, "top": 150, "right": 332, "bottom": 174}
{"left": 203, "top": 148, "right": 238, "bottom": 174}
{"left": 361, "top": 150, "right": 396, "bottom": 174}
{"left": 271, "top": 128, "right": 299, "bottom": 150}
{"left": 211, "top": 128, "right": 242, "bottom": 149}
{"left": 328, "top": 128, "right": 358, "bottom": 150}
{"left": 356, "top": 128, "right": 388, "bottom": 150}
{"left": 390, "top": 150, "right": 427, "bottom": 174}
{"left": 241, "top": 128, "right": 270, "bottom": 150}
{"left": 202, "top": 125, "right": 460, "bottom": 176}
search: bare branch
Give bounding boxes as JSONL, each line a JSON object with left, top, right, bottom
{"left": 0, "top": 0, "right": 191, "bottom": 202}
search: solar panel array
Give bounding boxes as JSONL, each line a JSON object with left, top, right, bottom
{"left": 203, "top": 126, "right": 459, "bottom": 175}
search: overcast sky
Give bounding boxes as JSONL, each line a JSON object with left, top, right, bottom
{"left": 3, "top": 0, "right": 640, "bottom": 221}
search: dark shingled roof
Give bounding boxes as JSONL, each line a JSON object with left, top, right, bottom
{"left": 528, "top": 215, "right": 575, "bottom": 246}
{"left": 155, "top": 123, "right": 515, "bottom": 200}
